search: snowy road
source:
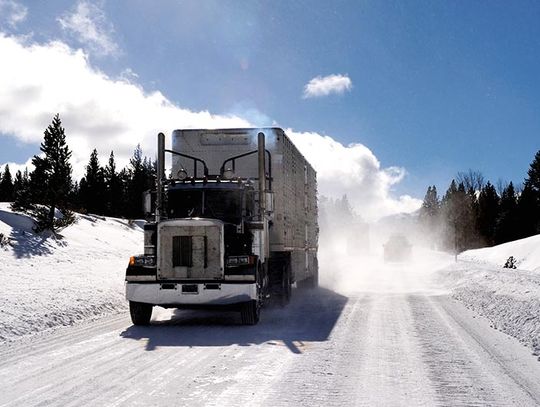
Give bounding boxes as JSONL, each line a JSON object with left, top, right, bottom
{"left": 2, "top": 261, "right": 540, "bottom": 406}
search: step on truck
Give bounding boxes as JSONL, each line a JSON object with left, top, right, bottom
{"left": 125, "top": 128, "right": 318, "bottom": 325}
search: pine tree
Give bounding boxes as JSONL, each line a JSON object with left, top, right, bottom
{"left": 516, "top": 183, "right": 538, "bottom": 238}
{"left": 460, "top": 182, "right": 478, "bottom": 250}
{"left": 441, "top": 180, "right": 458, "bottom": 251}
{"left": 419, "top": 186, "right": 441, "bottom": 247}
{"left": 79, "top": 149, "right": 106, "bottom": 214}
{"left": 495, "top": 182, "right": 518, "bottom": 244}
{"left": 118, "top": 167, "right": 131, "bottom": 217}
{"left": 420, "top": 186, "right": 438, "bottom": 217}
{"left": 467, "top": 184, "right": 482, "bottom": 248}
{"left": 441, "top": 181, "right": 476, "bottom": 253}
{"left": 126, "top": 145, "right": 155, "bottom": 218}
{"left": 521, "top": 150, "right": 540, "bottom": 235}
{"left": 29, "top": 155, "right": 49, "bottom": 205}
{"left": 12, "top": 168, "right": 31, "bottom": 212}
{"left": 104, "top": 151, "right": 123, "bottom": 216}
{"left": 525, "top": 150, "right": 540, "bottom": 192}
{"left": 477, "top": 181, "right": 499, "bottom": 246}
{"left": 13, "top": 114, "right": 75, "bottom": 233}
{"left": 69, "top": 180, "right": 81, "bottom": 210}
{"left": 13, "top": 170, "right": 24, "bottom": 196}
{"left": 0, "top": 164, "right": 14, "bottom": 202}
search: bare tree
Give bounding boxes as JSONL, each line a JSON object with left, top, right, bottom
{"left": 495, "top": 178, "right": 508, "bottom": 197}
{"left": 456, "top": 169, "right": 485, "bottom": 192}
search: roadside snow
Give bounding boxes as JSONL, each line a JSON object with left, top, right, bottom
{"left": 438, "top": 235, "right": 540, "bottom": 357}
{"left": 0, "top": 203, "right": 142, "bottom": 343}
{"left": 460, "top": 234, "right": 540, "bottom": 273}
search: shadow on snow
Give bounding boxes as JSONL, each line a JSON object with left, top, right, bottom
{"left": 0, "top": 209, "right": 62, "bottom": 258}
{"left": 120, "top": 287, "right": 348, "bottom": 354}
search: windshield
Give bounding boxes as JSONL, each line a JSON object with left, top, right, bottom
{"left": 167, "top": 188, "right": 243, "bottom": 224}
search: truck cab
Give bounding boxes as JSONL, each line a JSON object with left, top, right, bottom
{"left": 159, "top": 180, "right": 261, "bottom": 283}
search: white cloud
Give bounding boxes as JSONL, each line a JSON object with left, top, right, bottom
{"left": 0, "top": 33, "right": 250, "bottom": 179}
{"left": 288, "top": 130, "right": 421, "bottom": 220}
{"left": 0, "top": 0, "right": 27, "bottom": 28}
{"left": 303, "top": 74, "right": 352, "bottom": 98}
{"left": 0, "top": 33, "right": 419, "bottom": 220}
{"left": 57, "top": 1, "right": 119, "bottom": 57}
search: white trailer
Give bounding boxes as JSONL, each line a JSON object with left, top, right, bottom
{"left": 125, "top": 128, "right": 318, "bottom": 325}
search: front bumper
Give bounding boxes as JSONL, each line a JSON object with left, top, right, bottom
{"left": 125, "top": 282, "right": 257, "bottom": 306}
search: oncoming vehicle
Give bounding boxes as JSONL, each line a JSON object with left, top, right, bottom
{"left": 383, "top": 234, "right": 412, "bottom": 262}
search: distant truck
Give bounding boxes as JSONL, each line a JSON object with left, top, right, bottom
{"left": 125, "top": 128, "right": 318, "bottom": 325}
{"left": 383, "top": 234, "right": 412, "bottom": 262}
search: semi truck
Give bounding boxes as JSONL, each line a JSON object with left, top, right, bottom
{"left": 125, "top": 128, "right": 318, "bottom": 325}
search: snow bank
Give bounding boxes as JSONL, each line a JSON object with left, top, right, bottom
{"left": 439, "top": 235, "right": 540, "bottom": 357}
{"left": 0, "top": 203, "right": 142, "bottom": 343}
{"left": 460, "top": 234, "right": 540, "bottom": 273}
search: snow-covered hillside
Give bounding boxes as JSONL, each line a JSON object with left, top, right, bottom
{"left": 439, "top": 235, "right": 540, "bottom": 357}
{"left": 0, "top": 203, "right": 142, "bottom": 342}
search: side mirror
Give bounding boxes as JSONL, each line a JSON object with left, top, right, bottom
{"left": 142, "top": 190, "right": 154, "bottom": 217}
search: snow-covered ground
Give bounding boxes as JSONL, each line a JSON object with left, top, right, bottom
{"left": 437, "top": 236, "right": 540, "bottom": 357}
{"left": 2, "top": 205, "right": 540, "bottom": 405}
{"left": 2, "top": 241, "right": 540, "bottom": 406}
{"left": 0, "top": 203, "right": 143, "bottom": 342}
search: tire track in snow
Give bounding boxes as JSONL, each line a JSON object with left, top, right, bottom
{"left": 0, "top": 288, "right": 348, "bottom": 407}
{"left": 3, "top": 284, "right": 540, "bottom": 406}
{"left": 355, "top": 294, "right": 438, "bottom": 406}
{"left": 258, "top": 295, "right": 372, "bottom": 406}
{"left": 1, "top": 315, "right": 238, "bottom": 406}
{"left": 410, "top": 295, "right": 540, "bottom": 406}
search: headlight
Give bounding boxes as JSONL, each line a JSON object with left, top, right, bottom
{"left": 238, "top": 256, "right": 249, "bottom": 265}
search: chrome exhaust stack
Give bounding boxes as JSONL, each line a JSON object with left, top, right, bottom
{"left": 258, "top": 131, "right": 266, "bottom": 218}
{"left": 156, "top": 132, "right": 165, "bottom": 222}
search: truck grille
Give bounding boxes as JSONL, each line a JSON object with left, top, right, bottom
{"left": 172, "top": 236, "right": 193, "bottom": 267}
{"left": 158, "top": 219, "right": 224, "bottom": 280}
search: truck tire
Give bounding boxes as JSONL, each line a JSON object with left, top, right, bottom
{"left": 240, "top": 300, "right": 260, "bottom": 325}
{"left": 280, "top": 264, "right": 292, "bottom": 307}
{"left": 129, "top": 301, "right": 153, "bottom": 326}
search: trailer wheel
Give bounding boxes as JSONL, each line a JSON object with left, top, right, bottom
{"left": 280, "top": 264, "right": 292, "bottom": 307}
{"left": 310, "top": 266, "right": 319, "bottom": 289}
{"left": 240, "top": 300, "right": 260, "bottom": 325}
{"left": 129, "top": 301, "right": 153, "bottom": 326}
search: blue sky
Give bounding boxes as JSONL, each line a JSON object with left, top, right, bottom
{"left": 1, "top": 0, "right": 539, "bottom": 216}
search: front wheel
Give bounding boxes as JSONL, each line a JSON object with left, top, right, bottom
{"left": 129, "top": 301, "right": 153, "bottom": 326}
{"left": 240, "top": 300, "right": 260, "bottom": 325}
